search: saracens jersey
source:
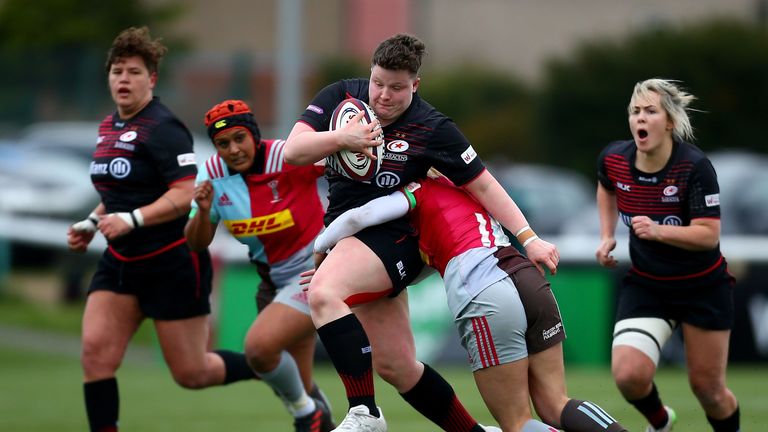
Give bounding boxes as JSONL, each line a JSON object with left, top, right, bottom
{"left": 90, "top": 97, "right": 197, "bottom": 259}
{"left": 298, "top": 78, "right": 486, "bottom": 225}
{"left": 597, "top": 139, "right": 725, "bottom": 282}
{"left": 402, "top": 177, "right": 513, "bottom": 317}
{"left": 193, "top": 139, "right": 325, "bottom": 287}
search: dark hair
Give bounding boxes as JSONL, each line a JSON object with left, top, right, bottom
{"left": 105, "top": 26, "right": 167, "bottom": 74}
{"left": 371, "top": 33, "right": 427, "bottom": 76}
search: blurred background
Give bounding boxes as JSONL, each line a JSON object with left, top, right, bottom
{"left": 0, "top": 1, "right": 767, "bottom": 430}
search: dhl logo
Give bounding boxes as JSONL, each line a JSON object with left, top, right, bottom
{"left": 223, "top": 209, "right": 295, "bottom": 237}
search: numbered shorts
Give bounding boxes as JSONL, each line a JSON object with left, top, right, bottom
{"left": 89, "top": 245, "right": 212, "bottom": 320}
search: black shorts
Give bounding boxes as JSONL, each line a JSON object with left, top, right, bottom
{"left": 89, "top": 245, "right": 213, "bottom": 320}
{"left": 616, "top": 270, "right": 736, "bottom": 330}
{"left": 495, "top": 247, "right": 566, "bottom": 354}
{"left": 354, "top": 222, "right": 424, "bottom": 296}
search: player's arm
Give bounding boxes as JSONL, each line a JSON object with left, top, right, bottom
{"left": 314, "top": 191, "right": 410, "bottom": 253}
{"left": 596, "top": 182, "right": 619, "bottom": 267}
{"left": 283, "top": 113, "right": 378, "bottom": 165}
{"left": 632, "top": 216, "right": 720, "bottom": 251}
{"left": 97, "top": 179, "right": 194, "bottom": 241}
{"left": 68, "top": 202, "right": 106, "bottom": 252}
{"left": 463, "top": 169, "right": 559, "bottom": 275}
{"left": 185, "top": 180, "right": 217, "bottom": 251}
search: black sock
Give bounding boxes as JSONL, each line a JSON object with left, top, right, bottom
{"left": 627, "top": 383, "right": 667, "bottom": 429}
{"left": 400, "top": 363, "right": 480, "bottom": 432}
{"left": 561, "top": 398, "right": 628, "bottom": 432}
{"left": 317, "top": 314, "right": 378, "bottom": 416}
{"left": 84, "top": 377, "right": 119, "bottom": 432}
{"left": 214, "top": 350, "right": 257, "bottom": 384}
{"left": 707, "top": 406, "right": 740, "bottom": 432}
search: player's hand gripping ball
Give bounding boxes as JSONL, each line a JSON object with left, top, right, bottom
{"left": 326, "top": 98, "right": 384, "bottom": 181}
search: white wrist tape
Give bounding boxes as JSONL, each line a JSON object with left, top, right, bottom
{"left": 522, "top": 235, "right": 540, "bottom": 248}
{"left": 115, "top": 212, "right": 135, "bottom": 229}
{"left": 132, "top": 209, "right": 145, "bottom": 227}
{"left": 71, "top": 212, "right": 99, "bottom": 233}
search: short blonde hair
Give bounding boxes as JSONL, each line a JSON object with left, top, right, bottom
{"left": 629, "top": 78, "right": 697, "bottom": 142}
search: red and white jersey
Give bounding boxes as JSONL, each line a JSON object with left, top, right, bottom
{"left": 404, "top": 176, "right": 510, "bottom": 275}
{"left": 194, "top": 139, "right": 325, "bottom": 286}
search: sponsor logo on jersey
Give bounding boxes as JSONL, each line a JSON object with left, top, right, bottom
{"left": 109, "top": 157, "right": 131, "bottom": 178}
{"left": 705, "top": 193, "right": 720, "bottom": 207}
{"left": 461, "top": 145, "right": 477, "bottom": 164}
{"left": 616, "top": 181, "right": 631, "bottom": 192}
{"left": 383, "top": 153, "right": 407, "bottom": 162}
{"left": 375, "top": 171, "right": 401, "bottom": 188}
{"left": 663, "top": 185, "right": 678, "bottom": 196}
{"left": 543, "top": 322, "right": 563, "bottom": 340}
{"left": 97, "top": 136, "right": 104, "bottom": 144}
{"left": 114, "top": 141, "right": 135, "bottom": 151}
{"left": 177, "top": 153, "right": 196, "bottom": 167}
{"left": 224, "top": 209, "right": 295, "bottom": 237}
{"left": 307, "top": 104, "right": 323, "bottom": 115}
{"left": 386, "top": 140, "right": 409, "bottom": 153}
{"left": 638, "top": 175, "right": 658, "bottom": 183}
{"left": 218, "top": 193, "right": 233, "bottom": 207}
{"left": 662, "top": 215, "right": 683, "bottom": 226}
{"left": 661, "top": 196, "right": 680, "bottom": 203}
{"left": 89, "top": 161, "right": 108, "bottom": 175}
{"left": 119, "top": 131, "right": 137, "bottom": 142}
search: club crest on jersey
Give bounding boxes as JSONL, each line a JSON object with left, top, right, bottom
{"left": 119, "top": 131, "right": 137, "bottom": 142}
{"left": 109, "top": 157, "right": 131, "bottom": 178}
{"left": 387, "top": 140, "right": 409, "bottom": 153}
{"left": 268, "top": 180, "right": 282, "bottom": 203}
{"left": 661, "top": 185, "right": 680, "bottom": 202}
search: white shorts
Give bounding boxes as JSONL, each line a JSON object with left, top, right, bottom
{"left": 273, "top": 274, "right": 311, "bottom": 315}
{"left": 455, "top": 277, "right": 528, "bottom": 371}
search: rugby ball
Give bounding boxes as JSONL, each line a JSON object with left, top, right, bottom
{"left": 326, "top": 98, "right": 384, "bottom": 181}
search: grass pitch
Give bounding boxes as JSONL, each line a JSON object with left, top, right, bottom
{"left": 1, "top": 344, "right": 766, "bottom": 431}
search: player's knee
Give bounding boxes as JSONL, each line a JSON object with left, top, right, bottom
{"left": 689, "top": 375, "right": 726, "bottom": 407}
{"left": 244, "top": 342, "right": 280, "bottom": 374}
{"left": 81, "top": 339, "right": 122, "bottom": 375}
{"left": 611, "top": 357, "right": 652, "bottom": 391}
{"left": 171, "top": 366, "right": 208, "bottom": 389}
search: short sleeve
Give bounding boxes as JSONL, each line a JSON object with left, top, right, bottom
{"left": 688, "top": 157, "right": 720, "bottom": 219}
{"left": 145, "top": 120, "right": 197, "bottom": 184}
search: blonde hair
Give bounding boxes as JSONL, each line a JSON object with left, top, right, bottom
{"left": 628, "top": 78, "right": 697, "bottom": 142}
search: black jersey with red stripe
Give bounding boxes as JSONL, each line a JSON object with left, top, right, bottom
{"left": 90, "top": 97, "right": 197, "bottom": 257}
{"left": 298, "top": 78, "right": 485, "bottom": 224}
{"left": 597, "top": 139, "right": 725, "bottom": 282}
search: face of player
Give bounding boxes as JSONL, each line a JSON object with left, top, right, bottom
{"left": 108, "top": 56, "right": 156, "bottom": 119}
{"left": 212, "top": 127, "right": 257, "bottom": 174}
{"left": 368, "top": 65, "right": 420, "bottom": 127}
{"left": 628, "top": 91, "right": 674, "bottom": 155}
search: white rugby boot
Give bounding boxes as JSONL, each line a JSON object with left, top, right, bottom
{"left": 331, "top": 405, "right": 386, "bottom": 432}
{"left": 645, "top": 406, "right": 677, "bottom": 432}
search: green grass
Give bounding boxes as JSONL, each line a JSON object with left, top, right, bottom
{"left": 1, "top": 343, "right": 767, "bottom": 431}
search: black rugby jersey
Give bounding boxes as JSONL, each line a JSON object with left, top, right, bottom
{"left": 597, "top": 139, "right": 725, "bottom": 282}
{"left": 298, "top": 78, "right": 485, "bottom": 224}
{"left": 90, "top": 97, "right": 197, "bottom": 258}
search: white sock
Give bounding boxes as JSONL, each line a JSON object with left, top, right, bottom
{"left": 258, "top": 352, "right": 315, "bottom": 417}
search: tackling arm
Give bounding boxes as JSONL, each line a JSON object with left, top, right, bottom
{"left": 314, "top": 191, "right": 410, "bottom": 253}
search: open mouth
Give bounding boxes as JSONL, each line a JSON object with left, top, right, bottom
{"left": 637, "top": 129, "right": 648, "bottom": 139}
